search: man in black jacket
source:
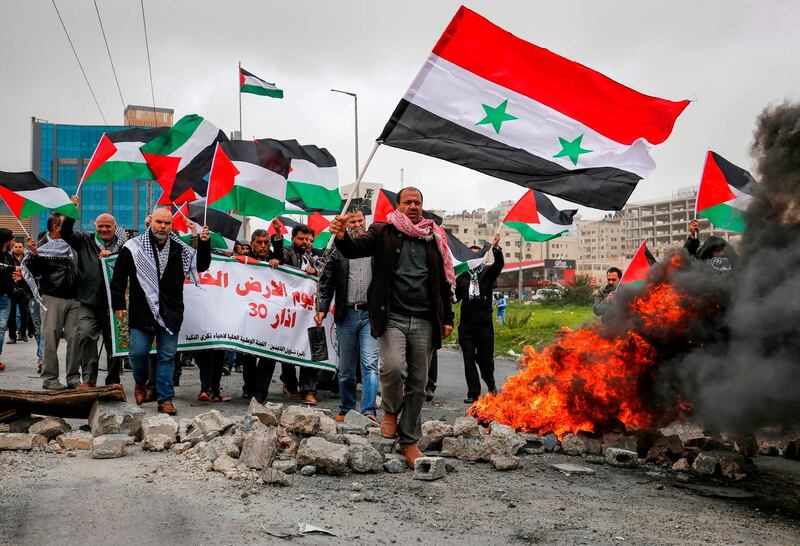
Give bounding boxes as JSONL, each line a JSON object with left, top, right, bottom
{"left": 316, "top": 211, "right": 379, "bottom": 421}
{"left": 0, "top": 228, "right": 17, "bottom": 372}
{"left": 7, "top": 240, "right": 30, "bottom": 345}
{"left": 110, "top": 208, "right": 211, "bottom": 415}
{"left": 61, "top": 195, "right": 127, "bottom": 387}
{"left": 281, "top": 223, "right": 319, "bottom": 404}
{"left": 455, "top": 236, "right": 503, "bottom": 403}
{"left": 330, "top": 187, "right": 455, "bottom": 468}
{"left": 23, "top": 215, "right": 81, "bottom": 390}
{"left": 238, "top": 224, "right": 283, "bottom": 403}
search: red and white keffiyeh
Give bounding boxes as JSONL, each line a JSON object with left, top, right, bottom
{"left": 386, "top": 210, "right": 456, "bottom": 290}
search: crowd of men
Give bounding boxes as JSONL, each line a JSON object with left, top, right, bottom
{"left": 0, "top": 187, "right": 509, "bottom": 468}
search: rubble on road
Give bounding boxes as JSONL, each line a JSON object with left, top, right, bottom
{"left": 0, "top": 432, "right": 47, "bottom": 451}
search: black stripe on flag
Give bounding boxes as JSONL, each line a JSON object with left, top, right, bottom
{"left": 0, "top": 171, "right": 50, "bottom": 191}
{"left": 446, "top": 228, "right": 491, "bottom": 263}
{"left": 184, "top": 203, "right": 241, "bottom": 242}
{"left": 107, "top": 127, "right": 168, "bottom": 144}
{"left": 170, "top": 129, "right": 229, "bottom": 201}
{"left": 220, "top": 140, "right": 291, "bottom": 177}
{"left": 709, "top": 152, "right": 758, "bottom": 196}
{"left": 375, "top": 188, "right": 444, "bottom": 224}
{"left": 534, "top": 191, "right": 578, "bottom": 226}
{"left": 379, "top": 100, "right": 641, "bottom": 211}
{"left": 257, "top": 138, "right": 337, "bottom": 168}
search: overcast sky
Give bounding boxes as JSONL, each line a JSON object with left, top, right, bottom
{"left": 1, "top": 0, "right": 799, "bottom": 219}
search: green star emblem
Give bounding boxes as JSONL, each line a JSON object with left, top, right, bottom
{"left": 553, "top": 134, "right": 592, "bottom": 166}
{"left": 476, "top": 99, "right": 518, "bottom": 134}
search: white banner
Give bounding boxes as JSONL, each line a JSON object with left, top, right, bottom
{"left": 102, "top": 255, "right": 338, "bottom": 372}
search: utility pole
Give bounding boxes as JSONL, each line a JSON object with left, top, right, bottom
{"left": 517, "top": 232, "right": 524, "bottom": 300}
{"left": 400, "top": 168, "right": 404, "bottom": 189}
{"left": 331, "top": 89, "right": 359, "bottom": 184}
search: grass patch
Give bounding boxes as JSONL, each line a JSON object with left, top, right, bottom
{"left": 451, "top": 303, "right": 596, "bottom": 357}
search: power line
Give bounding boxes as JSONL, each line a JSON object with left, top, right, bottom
{"left": 51, "top": 0, "right": 108, "bottom": 124}
{"left": 93, "top": 0, "right": 125, "bottom": 109}
{"left": 140, "top": 0, "right": 157, "bottom": 125}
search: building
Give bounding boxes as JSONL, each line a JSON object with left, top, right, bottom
{"left": 23, "top": 105, "right": 173, "bottom": 236}
{"left": 576, "top": 214, "right": 626, "bottom": 286}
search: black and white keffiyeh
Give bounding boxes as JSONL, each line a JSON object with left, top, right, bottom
{"left": 125, "top": 229, "right": 200, "bottom": 333}
{"left": 21, "top": 235, "right": 77, "bottom": 310}
{"left": 94, "top": 226, "right": 127, "bottom": 254}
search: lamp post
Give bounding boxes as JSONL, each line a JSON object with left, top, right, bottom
{"left": 331, "top": 89, "right": 359, "bottom": 186}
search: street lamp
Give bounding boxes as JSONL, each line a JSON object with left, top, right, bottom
{"left": 331, "top": 89, "right": 359, "bottom": 183}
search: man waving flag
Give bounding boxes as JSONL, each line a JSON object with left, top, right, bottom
{"left": 695, "top": 151, "right": 758, "bottom": 233}
{"left": 378, "top": 6, "right": 689, "bottom": 211}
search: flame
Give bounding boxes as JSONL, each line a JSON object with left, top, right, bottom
{"left": 470, "top": 268, "right": 703, "bottom": 438}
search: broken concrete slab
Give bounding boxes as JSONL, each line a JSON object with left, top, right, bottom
{"left": 692, "top": 452, "right": 719, "bottom": 475}
{"left": 369, "top": 436, "right": 397, "bottom": 455}
{"left": 192, "top": 410, "right": 233, "bottom": 436}
{"left": 280, "top": 406, "right": 320, "bottom": 435}
{"left": 249, "top": 399, "right": 283, "bottom": 426}
{"left": 414, "top": 457, "right": 445, "bottom": 480}
{"left": 601, "top": 432, "right": 637, "bottom": 455}
{"left": 8, "top": 416, "right": 43, "bottom": 433}
{"left": 490, "top": 454, "right": 520, "bottom": 471}
{"left": 561, "top": 433, "right": 587, "bottom": 456}
{"left": 297, "top": 437, "right": 350, "bottom": 475}
{"left": 299, "top": 465, "right": 316, "bottom": 476}
{"left": 344, "top": 410, "right": 375, "bottom": 430}
{"left": 453, "top": 416, "right": 481, "bottom": 437}
{"left": 213, "top": 453, "right": 238, "bottom": 474}
{"left": 420, "top": 420, "right": 454, "bottom": 450}
{"left": 318, "top": 415, "right": 337, "bottom": 435}
{"left": 261, "top": 468, "right": 291, "bottom": 486}
{"left": 56, "top": 430, "right": 93, "bottom": 450}
{"left": 336, "top": 423, "right": 367, "bottom": 435}
{"left": 383, "top": 457, "right": 406, "bottom": 474}
{"left": 660, "top": 420, "right": 706, "bottom": 443}
{"left": 142, "top": 434, "right": 175, "bottom": 452}
{"left": 519, "top": 433, "right": 546, "bottom": 455}
{"left": 348, "top": 443, "right": 384, "bottom": 473}
{"left": 488, "top": 423, "right": 525, "bottom": 455}
{"left": 141, "top": 413, "right": 178, "bottom": 445}
{"left": 605, "top": 447, "right": 638, "bottom": 467}
{"left": 89, "top": 401, "right": 145, "bottom": 437}
{"left": 91, "top": 433, "right": 134, "bottom": 459}
{"left": 718, "top": 453, "right": 750, "bottom": 481}
{"left": 0, "top": 432, "right": 47, "bottom": 451}
{"left": 271, "top": 459, "right": 297, "bottom": 475}
{"left": 28, "top": 416, "right": 71, "bottom": 439}
{"left": 239, "top": 426, "right": 278, "bottom": 470}
{"left": 672, "top": 458, "right": 691, "bottom": 472}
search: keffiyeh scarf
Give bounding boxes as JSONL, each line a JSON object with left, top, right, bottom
{"left": 125, "top": 230, "right": 199, "bottom": 333}
{"left": 387, "top": 210, "right": 456, "bottom": 291}
{"left": 21, "top": 235, "right": 77, "bottom": 310}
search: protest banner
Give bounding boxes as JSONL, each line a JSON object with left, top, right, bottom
{"left": 101, "top": 255, "right": 338, "bottom": 372}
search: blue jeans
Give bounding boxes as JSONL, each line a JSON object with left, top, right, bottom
{"left": 29, "top": 299, "right": 43, "bottom": 361}
{"left": 337, "top": 308, "right": 379, "bottom": 416}
{"left": 129, "top": 327, "right": 178, "bottom": 402}
{"left": 497, "top": 308, "right": 506, "bottom": 326}
{"left": 0, "top": 295, "right": 10, "bottom": 354}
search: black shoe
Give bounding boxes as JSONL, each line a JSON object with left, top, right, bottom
{"left": 173, "top": 377, "right": 180, "bottom": 387}
{"left": 464, "top": 397, "right": 478, "bottom": 404}
{"left": 242, "top": 390, "right": 253, "bottom": 400}
{"left": 123, "top": 359, "right": 132, "bottom": 370}
{"left": 19, "top": 336, "right": 28, "bottom": 343}
{"left": 425, "top": 388, "right": 434, "bottom": 402}
{"left": 7, "top": 339, "right": 15, "bottom": 344}
{"left": 221, "top": 366, "right": 232, "bottom": 376}
{"left": 234, "top": 364, "right": 243, "bottom": 373}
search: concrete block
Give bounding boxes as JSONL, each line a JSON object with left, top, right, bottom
{"left": 413, "top": 456, "right": 445, "bottom": 481}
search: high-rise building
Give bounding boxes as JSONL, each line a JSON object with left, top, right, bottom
{"left": 26, "top": 106, "right": 173, "bottom": 235}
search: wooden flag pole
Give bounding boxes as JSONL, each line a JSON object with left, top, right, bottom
{"left": 14, "top": 216, "right": 31, "bottom": 239}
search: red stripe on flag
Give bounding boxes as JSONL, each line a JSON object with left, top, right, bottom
{"left": 142, "top": 152, "right": 181, "bottom": 200}
{"left": 172, "top": 203, "right": 189, "bottom": 233}
{"left": 503, "top": 189, "right": 539, "bottom": 224}
{"left": 239, "top": 68, "right": 245, "bottom": 89}
{"left": 696, "top": 151, "right": 737, "bottom": 213}
{"left": 307, "top": 212, "right": 330, "bottom": 235}
{"left": 0, "top": 186, "right": 25, "bottom": 218}
{"left": 372, "top": 189, "right": 396, "bottom": 223}
{"left": 207, "top": 145, "right": 239, "bottom": 205}
{"left": 432, "top": 6, "right": 689, "bottom": 145}
{"left": 621, "top": 241, "right": 656, "bottom": 285}
{"left": 81, "top": 134, "right": 117, "bottom": 184}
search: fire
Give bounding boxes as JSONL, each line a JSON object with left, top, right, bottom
{"left": 470, "top": 270, "right": 704, "bottom": 438}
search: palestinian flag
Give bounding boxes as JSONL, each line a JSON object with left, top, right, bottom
{"left": 0, "top": 171, "right": 78, "bottom": 219}
{"left": 446, "top": 229, "right": 491, "bottom": 276}
{"left": 171, "top": 202, "right": 242, "bottom": 251}
{"left": 695, "top": 151, "right": 757, "bottom": 233}
{"left": 502, "top": 189, "right": 576, "bottom": 242}
{"left": 369, "top": 188, "right": 443, "bottom": 224}
{"left": 253, "top": 139, "right": 340, "bottom": 213}
{"left": 140, "top": 114, "right": 228, "bottom": 204}
{"left": 240, "top": 67, "right": 284, "bottom": 99}
{"left": 80, "top": 127, "right": 167, "bottom": 185}
{"left": 378, "top": 6, "right": 689, "bottom": 211}
{"left": 207, "top": 140, "right": 289, "bottom": 221}
{"left": 275, "top": 213, "right": 333, "bottom": 249}
{"left": 620, "top": 241, "right": 657, "bottom": 286}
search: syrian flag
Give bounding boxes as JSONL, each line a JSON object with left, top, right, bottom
{"left": 502, "top": 190, "right": 576, "bottom": 242}
{"left": 695, "top": 151, "right": 758, "bottom": 233}
{"left": 240, "top": 67, "right": 284, "bottom": 99}
{"left": 378, "top": 6, "right": 689, "bottom": 211}
{"left": 275, "top": 213, "right": 333, "bottom": 249}
{"left": 80, "top": 127, "right": 167, "bottom": 185}
{"left": 369, "top": 189, "right": 443, "bottom": 224}
{"left": 446, "top": 229, "right": 491, "bottom": 276}
{"left": 207, "top": 140, "right": 290, "bottom": 221}
{"left": 0, "top": 171, "right": 78, "bottom": 219}
{"left": 620, "top": 241, "right": 657, "bottom": 286}
{"left": 171, "top": 202, "right": 241, "bottom": 251}
{"left": 268, "top": 139, "right": 340, "bottom": 212}
{"left": 140, "top": 114, "right": 228, "bottom": 204}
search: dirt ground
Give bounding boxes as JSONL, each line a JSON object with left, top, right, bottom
{"left": 1, "top": 342, "right": 799, "bottom": 545}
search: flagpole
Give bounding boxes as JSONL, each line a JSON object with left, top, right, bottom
{"left": 517, "top": 232, "right": 523, "bottom": 301}
{"left": 13, "top": 216, "right": 30, "bottom": 239}
{"left": 238, "top": 61, "right": 243, "bottom": 138}
{"left": 324, "top": 141, "right": 380, "bottom": 251}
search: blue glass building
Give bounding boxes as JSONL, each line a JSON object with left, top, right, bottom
{"left": 30, "top": 114, "right": 166, "bottom": 234}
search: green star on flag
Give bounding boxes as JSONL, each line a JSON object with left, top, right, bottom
{"left": 554, "top": 134, "right": 592, "bottom": 165}
{"left": 476, "top": 99, "right": 517, "bottom": 134}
